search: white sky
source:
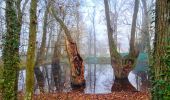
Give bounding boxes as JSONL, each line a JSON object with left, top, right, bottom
{"left": 0, "top": 0, "right": 155, "bottom": 56}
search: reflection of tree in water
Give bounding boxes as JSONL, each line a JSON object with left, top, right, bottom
{"left": 103, "top": 79, "right": 114, "bottom": 92}
{"left": 134, "top": 71, "right": 148, "bottom": 91}
{"left": 85, "top": 64, "right": 114, "bottom": 94}
{"left": 86, "top": 64, "right": 95, "bottom": 93}
{"left": 53, "top": 63, "right": 71, "bottom": 92}
{"left": 17, "top": 64, "right": 72, "bottom": 93}
{"left": 17, "top": 63, "right": 148, "bottom": 94}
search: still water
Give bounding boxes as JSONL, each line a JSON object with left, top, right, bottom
{"left": 18, "top": 64, "right": 142, "bottom": 94}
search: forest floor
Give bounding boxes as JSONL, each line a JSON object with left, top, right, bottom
{"left": 17, "top": 91, "right": 150, "bottom": 100}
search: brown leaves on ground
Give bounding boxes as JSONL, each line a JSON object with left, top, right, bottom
{"left": 18, "top": 91, "right": 150, "bottom": 100}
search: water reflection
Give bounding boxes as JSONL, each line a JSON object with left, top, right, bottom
{"left": 18, "top": 64, "right": 146, "bottom": 94}
{"left": 84, "top": 64, "right": 114, "bottom": 94}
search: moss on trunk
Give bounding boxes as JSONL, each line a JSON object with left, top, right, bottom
{"left": 25, "top": 0, "right": 37, "bottom": 99}
{"left": 2, "top": 0, "right": 20, "bottom": 99}
{"left": 151, "top": 0, "right": 170, "bottom": 99}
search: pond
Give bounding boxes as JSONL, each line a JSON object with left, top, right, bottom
{"left": 18, "top": 64, "right": 146, "bottom": 94}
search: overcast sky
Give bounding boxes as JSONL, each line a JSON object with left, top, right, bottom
{"left": 0, "top": 0, "right": 154, "bottom": 55}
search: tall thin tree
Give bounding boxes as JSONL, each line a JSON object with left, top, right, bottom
{"left": 129, "top": 0, "right": 139, "bottom": 59}
{"left": 140, "top": 0, "right": 150, "bottom": 53}
{"left": 25, "top": 0, "right": 38, "bottom": 99}
{"left": 34, "top": 1, "right": 50, "bottom": 93}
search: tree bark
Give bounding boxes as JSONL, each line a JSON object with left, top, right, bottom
{"left": 2, "top": 0, "right": 20, "bottom": 99}
{"left": 104, "top": 0, "right": 136, "bottom": 91}
{"left": 151, "top": 0, "right": 170, "bottom": 99}
{"left": 51, "top": 26, "right": 62, "bottom": 91}
{"left": 34, "top": 4, "right": 49, "bottom": 93}
{"left": 50, "top": 7, "right": 85, "bottom": 88}
{"left": 140, "top": 0, "right": 151, "bottom": 53}
{"left": 129, "top": 0, "right": 139, "bottom": 59}
{"left": 25, "top": 0, "right": 37, "bottom": 99}
{"left": 104, "top": 0, "right": 122, "bottom": 78}
{"left": 75, "top": 1, "right": 81, "bottom": 50}
{"left": 43, "top": 20, "right": 54, "bottom": 92}
{"left": 51, "top": 6, "right": 65, "bottom": 91}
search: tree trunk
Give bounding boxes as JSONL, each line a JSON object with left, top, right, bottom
{"left": 34, "top": 4, "right": 49, "bottom": 93}
{"left": 111, "top": 64, "right": 136, "bottom": 91}
{"left": 51, "top": 26, "right": 62, "bottom": 91}
{"left": 104, "top": 0, "right": 136, "bottom": 91}
{"left": 129, "top": 0, "right": 139, "bottom": 59}
{"left": 151, "top": 0, "right": 170, "bottom": 99}
{"left": 51, "top": 8, "right": 66, "bottom": 91}
{"left": 75, "top": 1, "right": 80, "bottom": 50}
{"left": 104, "top": 0, "right": 122, "bottom": 78}
{"left": 141, "top": 0, "right": 151, "bottom": 53}
{"left": 50, "top": 7, "right": 85, "bottom": 88}
{"left": 2, "top": 0, "right": 20, "bottom": 99}
{"left": 113, "top": 0, "right": 140, "bottom": 91}
{"left": 52, "top": 44, "right": 62, "bottom": 91}
{"left": 42, "top": 21, "right": 54, "bottom": 92}
{"left": 65, "top": 40, "right": 85, "bottom": 88}
{"left": 25, "top": 0, "right": 37, "bottom": 99}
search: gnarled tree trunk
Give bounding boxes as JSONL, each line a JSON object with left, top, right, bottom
{"left": 50, "top": 7, "right": 85, "bottom": 88}
{"left": 104, "top": 0, "right": 136, "bottom": 91}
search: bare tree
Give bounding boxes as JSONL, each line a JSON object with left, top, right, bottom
{"left": 104, "top": 0, "right": 136, "bottom": 91}
{"left": 129, "top": 0, "right": 139, "bottom": 59}
{"left": 49, "top": 4, "right": 85, "bottom": 88}
{"left": 34, "top": 1, "right": 50, "bottom": 93}
{"left": 140, "top": 0, "right": 151, "bottom": 53}
{"left": 51, "top": 27, "right": 62, "bottom": 91}
{"left": 25, "top": 0, "right": 38, "bottom": 99}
